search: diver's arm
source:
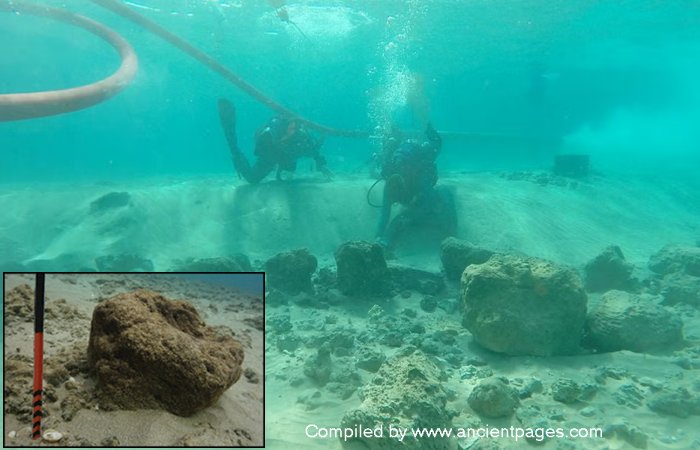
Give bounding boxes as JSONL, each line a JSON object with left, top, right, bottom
{"left": 306, "top": 133, "right": 332, "bottom": 178}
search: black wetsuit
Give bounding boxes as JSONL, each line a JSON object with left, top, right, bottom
{"left": 376, "top": 124, "right": 456, "bottom": 248}
{"left": 218, "top": 99, "right": 327, "bottom": 184}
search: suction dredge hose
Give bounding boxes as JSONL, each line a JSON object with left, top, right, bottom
{"left": 90, "top": 0, "right": 368, "bottom": 138}
{"left": 0, "top": 0, "right": 368, "bottom": 138}
{"left": 0, "top": 1, "right": 138, "bottom": 121}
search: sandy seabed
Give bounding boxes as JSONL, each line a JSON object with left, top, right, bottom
{"left": 2, "top": 169, "right": 700, "bottom": 449}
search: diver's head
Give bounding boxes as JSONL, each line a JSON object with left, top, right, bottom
{"left": 271, "top": 115, "right": 300, "bottom": 141}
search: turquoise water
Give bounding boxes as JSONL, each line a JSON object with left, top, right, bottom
{"left": 2, "top": 0, "right": 699, "bottom": 184}
{"left": 3, "top": 2, "right": 700, "bottom": 449}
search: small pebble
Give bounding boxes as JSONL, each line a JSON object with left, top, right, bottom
{"left": 8, "top": 431, "right": 16, "bottom": 438}
{"left": 580, "top": 406, "right": 596, "bottom": 417}
{"left": 42, "top": 430, "right": 63, "bottom": 442}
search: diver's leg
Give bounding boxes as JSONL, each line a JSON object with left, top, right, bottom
{"left": 385, "top": 207, "right": 416, "bottom": 249}
{"left": 218, "top": 98, "right": 273, "bottom": 184}
{"left": 217, "top": 98, "right": 239, "bottom": 151}
{"left": 385, "top": 189, "right": 439, "bottom": 248}
{"left": 434, "top": 186, "right": 458, "bottom": 237}
{"left": 401, "top": 187, "right": 458, "bottom": 239}
{"left": 245, "top": 159, "right": 275, "bottom": 184}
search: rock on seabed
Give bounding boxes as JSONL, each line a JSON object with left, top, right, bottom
{"left": 87, "top": 289, "right": 244, "bottom": 416}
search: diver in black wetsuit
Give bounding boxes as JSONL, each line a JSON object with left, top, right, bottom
{"left": 217, "top": 98, "right": 331, "bottom": 183}
{"left": 375, "top": 123, "right": 457, "bottom": 252}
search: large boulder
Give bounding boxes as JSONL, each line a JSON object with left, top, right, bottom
{"left": 649, "top": 245, "right": 700, "bottom": 277}
{"left": 264, "top": 248, "right": 317, "bottom": 295}
{"left": 584, "top": 245, "right": 635, "bottom": 292}
{"left": 440, "top": 237, "right": 494, "bottom": 281}
{"left": 87, "top": 289, "right": 244, "bottom": 416}
{"left": 461, "top": 254, "right": 587, "bottom": 356}
{"left": 340, "top": 351, "right": 453, "bottom": 450}
{"left": 335, "top": 241, "right": 391, "bottom": 297}
{"left": 585, "top": 290, "right": 683, "bottom": 353}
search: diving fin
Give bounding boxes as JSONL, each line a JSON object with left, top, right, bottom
{"left": 217, "top": 98, "right": 245, "bottom": 179}
{"left": 217, "top": 98, "right": 239, "bottom": 152}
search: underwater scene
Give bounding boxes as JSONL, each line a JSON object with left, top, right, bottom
{"left": 1, "top": 0, "right": 700, "bottom": 448}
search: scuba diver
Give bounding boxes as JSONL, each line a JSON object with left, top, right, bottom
{"left": 217, "top": 98, "right": 331, "bottom": 183}
{"left": 374, "top": 123, "right": 457, "bottom": 253}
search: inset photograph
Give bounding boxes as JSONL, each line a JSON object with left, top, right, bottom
{"left": 3, "top": 272, "right": 264, "bottom": 447}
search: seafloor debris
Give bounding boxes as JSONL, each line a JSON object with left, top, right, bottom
{"left": 87, "top": 289, "right": 244, "bottom": 416}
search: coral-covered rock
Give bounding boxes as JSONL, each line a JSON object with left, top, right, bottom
{"left": 87, "top": 289, "right": 244, "bottom": 416}
{"left": 551, "top": 378, "right": 582, "bottom": 404}
{"left": 647, "top": 388, "right": 700, "bottom": 418}
{"left": 340, "top": 351, "right": 453, "bottom": 450}
{"left": 440, "top": 237, "right": 494, "bottom": 281}
{"left": 265, "top": 248, "right": 317, "bottom": 294}
{"left": 461, "top": 254, "right": 587, "bottom": 356}
{"left": 303, "top": 346, "right": 332, "bottom": 386}
{"left": 584, "top": 245, "right": 635, "bottom": 292}
{"left": 468, "top": 377, "right": 519, "bottom": 418}
{"left": 649, "top": 245, "right": 700, "bottom": 277}
{"left": 335, "top": 241, "right": 390, "bottom": 297}
{"left": 585, "top": 290, "right": 683, "bottom": 353}
{"left": 660, "top": 273, "right": 700, "bottom": 306}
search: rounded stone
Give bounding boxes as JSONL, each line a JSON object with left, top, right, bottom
{"left": 87, "top": 289, "right": 244, "bottom": 416}
{"left": 468, "top": 377, "right": 519, "bottom": 418}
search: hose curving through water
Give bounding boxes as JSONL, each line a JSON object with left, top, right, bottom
{"left": 89, "top": 0, "right": 369, "bottom": 138}
{"left": 0, "top": 1, "right": 138, "bottom": 122}
{"left": 0, "top": 0, "right": 369, "bottom": 137}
